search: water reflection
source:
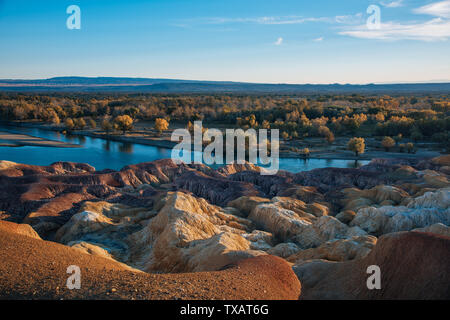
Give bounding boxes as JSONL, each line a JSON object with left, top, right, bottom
{"left": 0, "top": 124, "right": 370, "bottom": 172}
{"left": 348, "top": 160, "right": 360, "bottom": 168}
{"left": 77, "top": 135, "right": 86, "bottom": 145}
{"left": 119, "top": 142, "right": 133, "bottom": 153}
{"left": 65, "top": 133, "right": 77, "bottom": 142}
{"left": 103, "top": 140, "right": 111, "bottom": 152}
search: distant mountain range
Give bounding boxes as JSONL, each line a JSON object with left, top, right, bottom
{"left": 1, "top": 77, "right": 449, "bottom": 94}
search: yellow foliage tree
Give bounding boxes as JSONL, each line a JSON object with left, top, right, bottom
{"left": 155, "top": 118, "right": 169, "bottom": 135}
{"left": 114, "top": 115, "right": 133, "bottom": 134}
{"left": 347, "top": 137, "right": 365, "bottom": 156}
{"left": 65, "top": 118, "right": 74, "bottom": 130}
{"left": 381, "top": 136, "right": 395, "bottom": 151}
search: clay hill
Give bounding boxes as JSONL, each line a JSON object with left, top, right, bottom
{"left": 0, "top": 155, "right": 449, "bottom": 299}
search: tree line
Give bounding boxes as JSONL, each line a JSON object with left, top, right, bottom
{"left": 0, "top": 92, "right": 448, "bottom": 150}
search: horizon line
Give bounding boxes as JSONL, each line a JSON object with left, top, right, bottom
{"left": 1, "top": 75, "right": 450, "bottom": 86}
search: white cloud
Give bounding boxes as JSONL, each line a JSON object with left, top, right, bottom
{"left": 339, "top": 18, "right": 450, "bottom": 41}
{"left": 335, "top": 13, "right": 364, "bottom": 24}
{"left": 313, "top": 37, "right": 324, "bottom": 42}
{"left": 274, "top": 37, "right": 283, "bottom": 45}
{"left": 413, "top": 0, "right": 450, "bottom": 18}
{"left": 175, "top": 14, "right": 364, "bottom": 27}
{"left": 340, "top": 1, "right": 450, "bottom": 41}
{"left": 199, "top": 16, "right": 329, "bottom": 25}
{"left": 380, "top": 0, "right": 404, "bottom": 8}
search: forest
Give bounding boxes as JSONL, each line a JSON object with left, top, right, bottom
{"left": 0, "top": 92, "right": 449, "bottom": 152}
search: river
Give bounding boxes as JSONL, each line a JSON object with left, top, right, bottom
{"left": 0, "top": 124, "right": 369, "bottom": 172}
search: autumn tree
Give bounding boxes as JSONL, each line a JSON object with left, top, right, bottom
{"left": 187, "top": 121, "right": 194, "bottom": 133}
{"left": 261, "top": 120, "right": 270, "bottom": 129}
{"left": 114, "top": 115, "right": 133, "bottom": 134}
{"left": 49, "top": 111, "right": 60, "bottom": 125}
{"left": 65, "top": 118, "right": 74, "bottom": 130}
{"left": 74, "top": 118, "right": 86, "bottom": 130}
{"left": 406, "top": 142, "right": 414, "bottom": 153}
{"left": 101, "top": 118, "right": 113, "bottom": 133}
{"left": 301, "top": 147, "right": 310, "bottom": 157}
{"left": 88, "top": 118, "right": 96, "bottom": 129}
{"left": 347, "top": 137, "right": 365, "bottom": 156}
{"left": 318, "top": 126, "right": 335, "bottom": 144}
{"left": 154, "top": 118, "right": 169, "bottom": 135}
{"left": 381, "top": 136, "right": 395, "bottom": 151}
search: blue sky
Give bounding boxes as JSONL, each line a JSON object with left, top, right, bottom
{"left": 0, "top": 0, "right": 449, "bottom": 83}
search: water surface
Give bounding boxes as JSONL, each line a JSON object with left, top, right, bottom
{"left": 0, "top": 125, "right": 369, "bottom": 172}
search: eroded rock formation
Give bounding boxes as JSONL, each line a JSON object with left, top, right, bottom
{"left": 0, "top": 155, "right": 449, "bottom": 299}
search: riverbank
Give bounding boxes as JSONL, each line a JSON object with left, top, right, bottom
{"left": 0, "top": 131, "right": 81, "bottom": 148}
{"left": 0, "top": 120, "right": 443, "bottom": 161}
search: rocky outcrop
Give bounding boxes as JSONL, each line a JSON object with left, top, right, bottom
{"left": 413, "top": 223, "right": 450, "bottom": 237}
{"left": 249, "top": 203, "right": 311, "bottom": 242}
{"left": 336, "top": 210, "right": 356, "bottom": 224}
{"left": 0, "top": 220, "right": 41, "bottom": 240}
{"left": 293, "top": 167, "right": 389, "bottom": 192}
{"left": 293, "top": 216, "right": 367, "bottom": 249}
{"left": 351, "top": 188, "right": 450, "bottom": 235}
{"left": 267, "top": 242, "right": 301, "bottom": 258}
{"left": 287, "top": 235, "right": 377, "bottom": 263}
{"left": 0, "top": 223, "right": 301, "bottom": 300}
{"left": 126, "top": 192, "right": 264, "bottom": 273}
{"left": 227, "top": 196, "right": 271, "bottom": 217}
{"left": 341, "top": 185, "right": 410, "bottom": 212}
{"left": 295, "top": 231, "right": 450, "bottom": 299}
{"left": 0, "top": 156, "right": 449, "bottom": 300}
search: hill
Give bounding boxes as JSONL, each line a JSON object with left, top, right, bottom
{"left": 1, "top": 77, "right": 449, "bottom": 94}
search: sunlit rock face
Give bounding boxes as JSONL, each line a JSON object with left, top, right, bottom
{"left": 126, "top": 191, "right": 265, "bottom": 272}
{"left": 350, "top": 188, "right": 450, "bottom": 235}
{"left": 341, "top": 185, "right": 411, "bottom": 213}
{"left": 52, "top": 191, "right": 266, "bottom": 273}
{"left": 0, "top": 154, "right": 449, "bottom": 297}
{"left": 0, "top": 220, "right": 41, "bottom": 240}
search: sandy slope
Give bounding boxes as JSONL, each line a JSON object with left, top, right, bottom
{"left": 0, "top": 221, "right": 300, "bottom": 300}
